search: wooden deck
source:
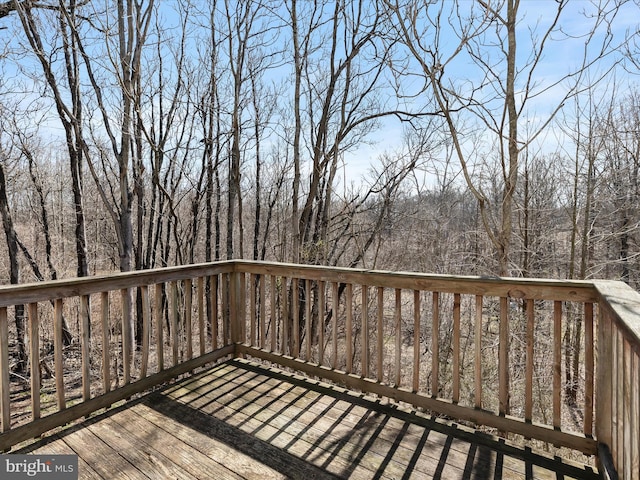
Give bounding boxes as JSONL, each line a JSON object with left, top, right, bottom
{"left": 15, "top": 359, "right": 600, "bottom": 479}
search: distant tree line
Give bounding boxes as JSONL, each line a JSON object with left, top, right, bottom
{"left": 0, "top": 0, "right": 637, "bottom": 288}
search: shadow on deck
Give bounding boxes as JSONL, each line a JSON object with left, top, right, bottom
{"left": 15, "top": 359, "right": 600, "bottom": 479}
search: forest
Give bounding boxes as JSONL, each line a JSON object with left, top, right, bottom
{"left": 0, "top": 0, "right": 639, "bottom": 289}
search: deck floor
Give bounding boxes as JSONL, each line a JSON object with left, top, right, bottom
{"left": 16, "top": 359, "right": 600, "bottom": 479}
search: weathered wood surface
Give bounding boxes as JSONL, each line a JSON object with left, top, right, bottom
{"left": 17, "top": 360, "right": 599, "bottom": 480}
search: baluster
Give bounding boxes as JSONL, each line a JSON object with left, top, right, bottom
{"left": 80, "top": 296, "right": 91, "bottom": 399}
{"left": 332, "top": 282, "right": 338, "bottom": 369}
{"left": 29, "top": 303, "right": 40, "bottom": 420}
{"left": 631, "top": 350, "right": 639, "bottom": 480}
{"left": 54, "top": 298, "right": 66, "bottom": 409}
{"left": 499, "top": 297, "right": 509, "bottom": 417}
{"left": 395, "top": 289, "right": 401, "bottom": 387}
{"left": 432, "top": 292, "right": 439, "bottom": 396}
{"left": 281, "top": 278, "right": 288, "bottom": 355}
{"left": 474, "top": 295, "right": 483, "bottom": 409}
{"left": 453, "top": 293, "right": 461, "bottom": 404}
{"left": 361, "top": 285, "right": 369, "bottom": 378}
{"left": 210, "top": 275, "right": 218, "bottom": 351}
{"left": 155, "top": 283, "right": 164, "bottom": 372}
{"left": 294, "top": 279, "right": 300, "bottom": 358}
{"left": 0, "top": 307, "right": 9, "bottom": 432}
{"left": 616, "top": 329, "right": 624, "bottom": 472}
{"left": 345, "top": 283, "right": 353, "bottom": 373}
{"left": 305, "top": 279, "right": 312, "bottom": 360}
{"left": 525, "top": 298, "right": 534, "bottom": 424}
{"left": 553, "top": 300, "right": 562, "bottom": 430}
{"left": 250, "top": 274, "right": 257, "bottom": 347}
{"left": 221, "top": 275, "right": 228, "bottom": 345}
{"left": 170, "top": 282, "right": 179, "bottom": 366}
{"left": 140, "top": 285, "right": 151, "bottom": 377}
{"left": 259, "top": 275, "right": 266, "bottom": 350}
{"left": 270, "top": 275, "right": 276, "bottom": 352}
{"left": 584, "top": 302, "right": 594, "bottom": 436}
{"left": 413, "top": 290, "right": 420, "bottom": 392}
{"left": 121, "top": 289, "right": 132, "bottom": 384}
{"left": 100, "top": 293, "right": 110, "bottom": 393}
{"left": 623, "top": 337, "right": 632, "bottom": 478}
{"left": 185, "top": 279, "right": 193, "bottom": 360}
{"left": 377, "top": 287, "right": 383, "bottom": 382}
{"left": 197, "top": 277, "right": 205, "bottom": 356}
{"left": 319, "top": 281, "right": 325, "bottom": 365}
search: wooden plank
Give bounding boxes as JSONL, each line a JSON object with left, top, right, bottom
{"left": 80, "top": 296, "right": 91, "bottom": 400}
{"left": 170, "top": 281, "right": 179, "bottom": 366}
{"left": 584, "top": 302, "right": 594, "bottom": 437}
{"left": 140, "top": 285, "right": 151, "bottom": 378}
{"left": 453, "top": 293, "right": 460, "bottom": 403}
{"left": 331, "top": 282, "right": 338, "bottom": 369}
{"left": 0, "top": 262, "right": 234, "bottom": 309}
{"left": 192, "top": 362, "right": 588, "bottom": 480}
{"left": 377, "top": 287, "right": 383, "bottom": 382}
{"left": 100, "top": 292, "right": 110, "bottom": 394}
{"left": 596, "top": 306, "right": 613, "bottom": 448}
{"left": 432, "top": 292, "right": 439, "bottom": 397}
{"left": 475, "top": 295, "right": 482, "bottom": 409}
{"left": 305, "top": 279, "right": 311, "bottom": 360}
{"left": 87, "top": 415, "right": 198, "bottom": 479}
{"left": 239, "top": 346, "right": 598, "bottom": 454}
{"left": 233, "top": 261, "right": 598, "bottom": 302}
{"left": 395, "top": 289, "right": 401, "bottom": 387}
{"left": 594, "top": 279, "right": 640, "bottom": 346}
{"left": 62, "top": 424, "right": 146, "bottom": 479}
{"left": 28, "top": 303, "right": 40, "bottom": 420}
{"left": 120, "top": 289, "right": 132, "bottom": 384}
{"left": 111, "top": 406, "right": 250, "bottom": 480}
{"left": 31, "top": 434, "right": 103, "bottom": 480}
{"left": 260, "top": 275, "right": 266, "bottom": 351}
{"left": 632, "top": 351, "right": 639, "bottom": 480}
{"left": 221, "top": 275, "right": 229, "bottom": 346}
{"left": 553, "top": 301, "right": 562, "bottom": 430}
{"left": 210, "top": 274, "right": 218, "bottom": 351}
{"left": 54, "top": 298, "right": 66, "bottom": 410}
{"left": 318, "top": 281, "right": 325, "bottom": 365}
{"left": 616, "top": 329, "right": 623, "bottom": 471}
{"left": 0, "top": 260, "right": 600, "bottom": 310}
{"left": 197, "top": 276, "right": 205, "bottom": 356}
{"left": 361, "top": 285, "right": 369, "bottom": 378}
{"left": 270, "top": 275, "right": 276, "bottom": 352}
{"left": 155, "top": 283, "right": 164, "bottom": 372}
{"left": 0, "top": 307, "right": 10, "bottom": 433}
{"left": 0, "top": 345, "right": 234, "bottom": 451}
{"left": 623, "top": 338, "right": 631, "bottom": 479}
{"left": 281, "top": 277, "right": 288, "bottom": 355}
{"left": 345, "top": 283, "right": 353, "bottom": 373}
{"left": 250, "top": 274, "right": 257, "bottom": 347}
{"left": 525, "top": 298, "right": 534, "bottom": 423}
{"left": 208, "top": 363, "right": 578, "bottom": 480}
{"left": 185, "top": 278, "right": 193, "bottom": 361}
{"left": 413, "top": 290, "right": 420, "bottom": 392}
{"left": 499, "top": 297, "right": 509, "bottom": 417}
{"left": 294, "top": 279, "right": 300, "bottom": 359}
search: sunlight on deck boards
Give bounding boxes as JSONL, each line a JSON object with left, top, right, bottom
{"left": 15, "top": 359, "right": 600, "bottom": 479}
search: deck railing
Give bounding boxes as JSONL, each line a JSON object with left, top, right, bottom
{"left": 0, "top": 261, "right": 638, "bottom": 478}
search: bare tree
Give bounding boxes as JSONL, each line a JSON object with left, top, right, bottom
{"left": 386, "top": 0, "right": 625, "bottom": 275}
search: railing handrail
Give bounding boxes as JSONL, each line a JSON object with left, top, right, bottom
{"left": 0, "top": 261, "right": 235, "bottom": 308}
{"left": 594, "top": 279, "right": 640, "bottom": 347}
